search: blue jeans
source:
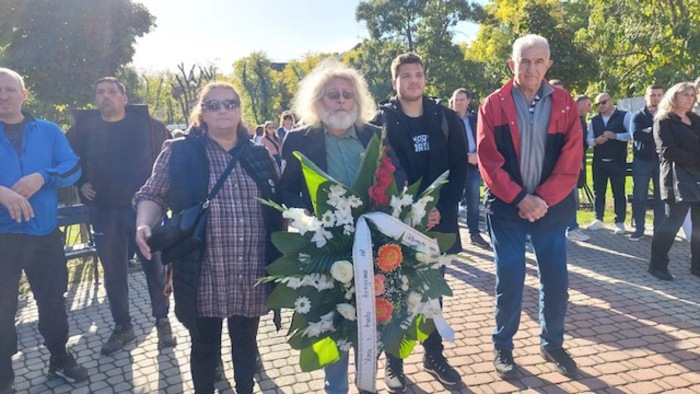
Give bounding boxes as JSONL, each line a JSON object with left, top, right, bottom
{"left": 324, "top": 353, "right": 350, "bottom": 393}
{"left": 488, "top": 215, "right": 569, "bottom": 350}
{"left": 90, "top": 205, "right": 170, "bottom": 327}
{"left": 631, "top": 158, "right": 663, "bottom": 233}
{"left": 462, "top": 166, "right": 482, "bottom": 234}
{"left": 566, "top": 189, "right": 579, "bottom": 231}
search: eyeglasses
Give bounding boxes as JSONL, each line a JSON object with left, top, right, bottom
{"left": 325, "top": 91, "right": 354, "bottom": 100}
{"left": 202, "top": 99, "right": 240, "bottom": 111}
{"left": 595, "top": 100, "right": 609, "bottom": 106}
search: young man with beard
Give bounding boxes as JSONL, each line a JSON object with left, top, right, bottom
{"left": 629, "top": 84, "right": 665, "bottom": 241}
{"left": 66, "top": 77, "right": 175, "bottom": 356}
{"left": 378, "top": 52, "right": 468, "bottom": 392}
{"left": 0, "top": 68, "right": 87, "bottom": 393}
{"left": 279, "top": 60, "right": 404, "bottom": 394}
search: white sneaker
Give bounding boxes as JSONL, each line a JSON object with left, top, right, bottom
{"left": 614, "top": 222, "right": 627, "bottom": 234}
{"left": 586, "top": 219, "right": 604, "bottom": 230}
{"left": 566, "top": 229, "right": 591, "bottom": 242}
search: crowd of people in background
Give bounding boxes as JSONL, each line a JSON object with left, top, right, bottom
{"left": 2, "top": 30, "right": 700, "bottom": 394}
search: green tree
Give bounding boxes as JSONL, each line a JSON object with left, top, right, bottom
{"left": 578, "top": 0, "right": 700, "bottom": 98}
{"left": 0, "top": 0, "right": 154, "bottom": 113}
{"left": 354, "top": 0, "right": 483, "bottom": 101}
{"left": 232, "top": 52, "right": 281, "bottom": 125}
{"left": 279, "top": 53, "right": 335, "bottom": 111}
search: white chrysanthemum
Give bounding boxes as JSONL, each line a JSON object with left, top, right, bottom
{"left": 283, "top": 208, "right": 320, "bottom": 235}
{"left": 294, "top": 296, "right": 311, "bottom": 314}
{"left": 415, "top": 252, "right": 432, "bottom": 264}
{"left": 336, "top": 303, "right": 356, "bottom": 321}
{"left": 330, "top": 260, "right": 354, "bottom": 284}
{"left": 320, "top": 210, "right": 336, "bottom": 228}
{"left": 311, "top": 227, "right": 333, "bottom": 248}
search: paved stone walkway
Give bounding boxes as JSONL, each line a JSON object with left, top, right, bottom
{"left": 11, "top": 223, "right": 700, "bottom": 393}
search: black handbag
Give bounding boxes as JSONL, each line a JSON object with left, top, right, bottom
{"left": 148, "top": 143, "right": 244, "bottom": 263}
{"left": 672, "top": 162, "right": 700, "bottom": 203}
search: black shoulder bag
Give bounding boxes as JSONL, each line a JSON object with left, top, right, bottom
{"left": 148, "top": 144, "right": 245, "bottom": 264}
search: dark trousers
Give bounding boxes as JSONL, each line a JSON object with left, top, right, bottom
{"left": 631, "top": 158, "right": 663, "bottom": 233}
{"left": 462, "top": 166, "right": 482, "bottom": 234}
{"left": 650, "top": 200, "right": 700, "bottom": 273}
{"left": 592, "top": 159, "right": 627, "bottom": 223}
{"left": 89, "top": 205, "right": 169, "bottom": 327}
{"left": 190, "top": 315, "right": 260, "bottom": 394}
{"left": 0, "top": 230, "right": 69, "bottom": 387}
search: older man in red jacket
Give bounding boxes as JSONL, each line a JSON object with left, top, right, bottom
{"left": 477, "top": 34, "right": 582, "bottom": 380}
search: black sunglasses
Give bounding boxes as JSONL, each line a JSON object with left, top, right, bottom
{"left": 202, "top": 99, "right": 240, "bottom": 111}
{"left": 595, "top": 99, "right": 609, "bottom": 106}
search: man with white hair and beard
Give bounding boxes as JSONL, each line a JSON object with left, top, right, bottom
{"left": 278, "top": 60, "right": 404, "bottom": 394}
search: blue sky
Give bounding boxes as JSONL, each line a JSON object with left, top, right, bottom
{"left": 132, "top": 0, "right": 481, "bottom": 73}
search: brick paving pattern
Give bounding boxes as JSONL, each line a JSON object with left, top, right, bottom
{"left": 10, "top": 223, "right": 700, "bottom": 393}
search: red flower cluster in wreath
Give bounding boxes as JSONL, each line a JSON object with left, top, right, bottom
{"left": 368, "top": 151, "right": 396, "bottom": 208}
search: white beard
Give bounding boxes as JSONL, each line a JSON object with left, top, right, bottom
{"left": 323, "top": 106, "right": 358, "bottom": 131}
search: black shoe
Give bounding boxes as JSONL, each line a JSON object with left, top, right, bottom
{"left": 470, "top": 233, "right": 491, "bottom": 248}
{"left": 47, "top": 350, "right": 88, "bottom": 383}
{"left": 156, "top": 318, "right": 177, "bottom": 349}
{"left": 648, "top": 267, "right": 674, "bottom": 281}
{"left": 493, "top": 349, "right": 516, "bottom": 379}
{"left": 423, "top": 353, "right": 462, "bottom": 387}
{"left": 101, "top": 325, "right": 136, "bottom": 355}
{"left": 628, "top": 231, "right": 644, "bottom": 241}
{"left": 384, "top": 356, "right": 407, "bottom": 393}
{"left": 541, "top": 347, "right": 578, "bottom": 378}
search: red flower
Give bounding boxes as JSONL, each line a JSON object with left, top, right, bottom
{"left": 374, "top": 274, "right": 386, "bottom": 296}
{"left": 369, "top": 156, "right": 396, "bottom": 208}
{"left": 376, "top": 297, "right": 394, "bottom": 324}
{"left": 377, "top": 244, "right": 403, "bottom": 272}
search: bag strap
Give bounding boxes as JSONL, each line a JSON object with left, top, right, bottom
{"left": 202, "top": 142, "right": 246, "bottom": 208}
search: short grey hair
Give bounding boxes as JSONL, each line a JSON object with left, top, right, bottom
{"left": 512, "top": 34, "right": 550, "bottom": 61}
{"left": 292, "top": 59, "right": 377, "bottom": 128}
{"left": 0, "top": 68, "right": 26, "bottom": 90}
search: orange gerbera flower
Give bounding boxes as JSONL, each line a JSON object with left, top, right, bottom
{"left": 375, "top": 297, "right": 394, "bottom": 324}
{"left": 374, "top": 274, "right": 386, "bottom": 296}
{"left": 377, "top": 244, "right": 403, "bottom": 272}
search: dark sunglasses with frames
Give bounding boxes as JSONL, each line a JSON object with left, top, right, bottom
{"left": 202, "top": 99, "right": 240, "bottom": 111}
{"left": 595, "top": 99, "right": 609, "bottom": 106}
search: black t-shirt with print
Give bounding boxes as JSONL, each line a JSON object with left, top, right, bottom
{"left": 398, "top": 111, "right": 430, "bottom": 185}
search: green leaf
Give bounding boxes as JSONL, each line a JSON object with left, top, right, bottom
{"left": 266, "top": 284, "right": 298, "bottom": 309}
{"left": 266, "top": 256, "right": 305, "bottom": 276}
{"left": 426, "top": 232, "right": 457, "bottom": 254}
{"left": 351, "top": 134, "right": 381, "bottom": 203}
{"left": 295, "top": 151, "right": 337, "bottom": 214}
{"left": 256, "top": 197, "right": 286, "bottom": 212}
{"left": 419, "top": 170, "right": 450, "bottom": 200}
{"left": 271, "top": 232, "right": 310, "bottom": 254}
{"left": 299, "top": 338, "right": 340, "bottom": 372}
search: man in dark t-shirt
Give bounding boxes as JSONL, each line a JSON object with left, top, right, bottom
{"left": 66, "top": 77, "right": 175, "bottom": 356}
{"left": 378, "top": 52, "right": 468, "bottom": 392}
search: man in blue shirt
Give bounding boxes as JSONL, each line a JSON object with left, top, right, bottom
{"left": 0, "top": 68, "right": 87, "bottom": 393}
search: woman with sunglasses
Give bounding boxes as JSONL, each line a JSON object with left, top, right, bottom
{"left": 649, "top": 82, "right": 700, "bottom": 281}
{"left": 259, "top": 120, "right": 283, "bottom": 170}
{"left": 133, "top": 81, "right": 282, "bottom": 393}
